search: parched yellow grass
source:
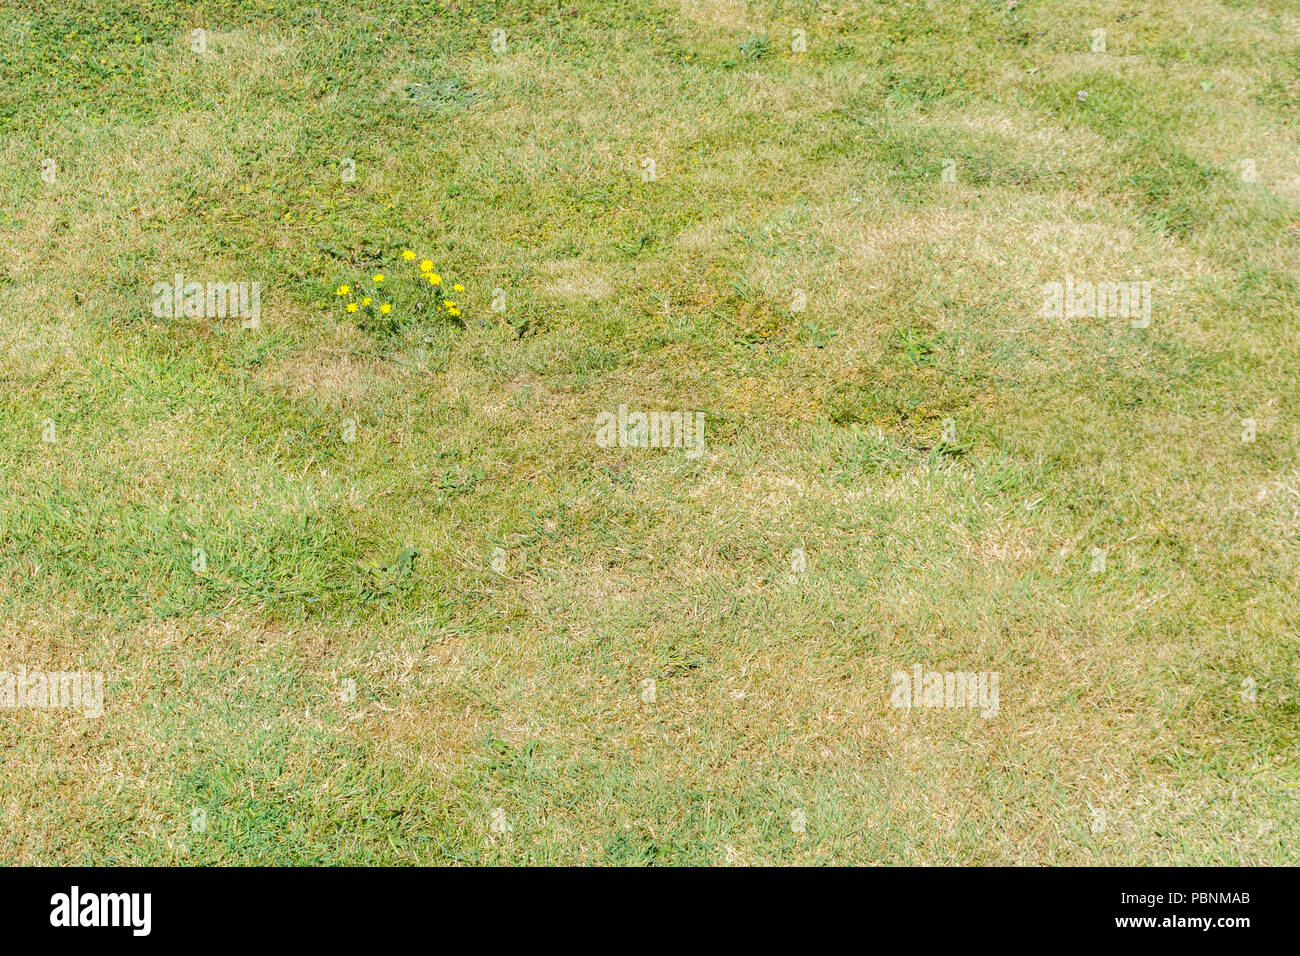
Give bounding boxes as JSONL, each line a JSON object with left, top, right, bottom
{"left": 2, "top": 0, "right": 1296, "bottom": 865}
{"left": 676, "top": 0, "right": 753, "bottom": 30}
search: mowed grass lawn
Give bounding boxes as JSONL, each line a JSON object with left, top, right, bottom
{"left": 1, "top": 0, "right": 1298, "bottom": 865}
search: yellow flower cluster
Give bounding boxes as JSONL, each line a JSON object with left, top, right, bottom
{"left": 335, "top": 248, "right": 466, "bottom": 328}
{"left": 404, "top": 248, "right": 464, "bottom": 318}
{"left": 335, "top": 276, "right": 391, "bottom": 318}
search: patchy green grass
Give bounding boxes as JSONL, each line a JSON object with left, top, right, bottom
{"left": 1, "top": 0, "right": 1297, "bottom": 865}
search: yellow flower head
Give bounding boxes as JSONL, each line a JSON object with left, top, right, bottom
{"left": 346, "top": 302, "right": 359, "bottom": 313}
{"left": 372, "top": 273, "right": 385, "bottom": 284}
{"left": 379, "top": 303, "right": 392, "bottom": 314}
{"left": 429, "top": 273, "right": 441, "bottom": 286}
{"left": 452, "top": 283, "right": 465, "bottom": 293}
{"left": 444, "top": 300, "right": 457, "bottom": 309}
{"left": 362, "top": 297, "right": 372, "bottom": 306}
{"left": 336, "top": 285, "right": 351, "bottom": 296}
{"left": 402, "top": 250, "right": 416, "bottom": 260}
{"left": 419, "top": 260, "right": 434, "bottom": 273}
